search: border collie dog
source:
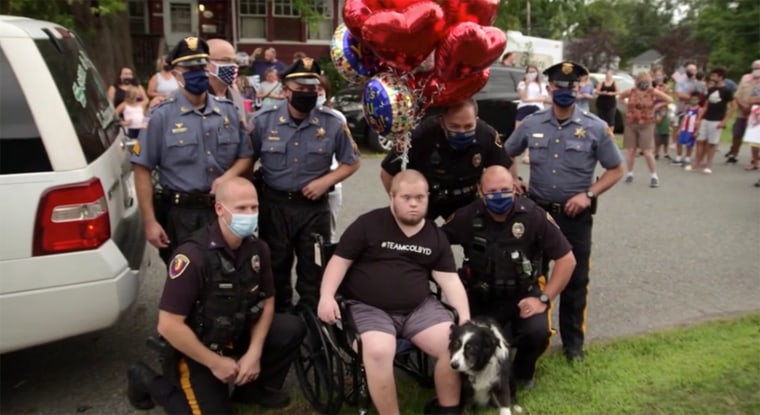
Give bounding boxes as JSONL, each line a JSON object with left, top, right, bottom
{"left": 449, "top": 318, "right": 522, "bottom": 415}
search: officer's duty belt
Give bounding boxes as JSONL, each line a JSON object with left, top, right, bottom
{"left": 529, "top": 195, "right": 565, "bottom": 215}
{"left": 263, "top": 185, "right": 325, "bottom": 203}
{"left": 160, "top": 190, "right": 215, "bottom": 208}
{"left": 433, "top": 184, "right": 477, "bottom": 199}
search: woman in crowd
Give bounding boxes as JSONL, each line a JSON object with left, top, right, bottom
{"left": 576, "top": 73, "right": 596, "bottom": 112}
{"left": 107, "top": 66, "right": 147, "bottom": 109}
{"left": 595, "top": 69, "right": 619, "bottom": 130}
{"left": 146, "top": 56, "right": 179, "bottom": 99}
{"left": 515, "top": 65, "right": 549, "bottom": 163}
{"left": 618, "top": 71, "right": 673, "bottom": 188}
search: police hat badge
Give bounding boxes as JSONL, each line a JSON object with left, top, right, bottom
{"left": 251, "top": 254, "right": 261, "bottom": 272}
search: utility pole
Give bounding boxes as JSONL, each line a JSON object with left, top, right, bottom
{"left": 526, "top": 0, "right": 532, "bottom": 35}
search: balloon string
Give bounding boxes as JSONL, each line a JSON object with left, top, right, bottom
{"left": 399, "top": 131, "right": 412, "bottom": 171}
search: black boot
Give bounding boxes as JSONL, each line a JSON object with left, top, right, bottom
{"left": 127, "top": 361, "right": 159, "bottom": 410}
{"left": 424, "top": 397, "right": 462, "bottom": 415}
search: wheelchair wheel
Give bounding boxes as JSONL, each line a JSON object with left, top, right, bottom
{"left": 294, "top": 304, "right": 345, "bottom": 414}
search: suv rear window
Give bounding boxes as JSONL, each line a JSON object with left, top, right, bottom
{"left": 35, "top": 33, "right": 120, "bottom": 164}
{"left": 0, "top": 50, "right": 51, "bottom": 175}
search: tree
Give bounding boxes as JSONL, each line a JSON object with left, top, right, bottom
{"left": 691, "top": 0, "right": 760, "bottom": 79}
{"left": 566, "top": 31, "right": 619, "bottom": 71}
{"left": 0, "top": 0, "right": 131, "bottom": 83}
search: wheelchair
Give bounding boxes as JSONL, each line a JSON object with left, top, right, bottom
{"left": 294, "top": 234, "right": 456, "bottom": 414}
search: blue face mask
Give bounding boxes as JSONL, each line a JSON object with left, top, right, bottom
{"left": 223, "top": 205, "right": 258, "bottom": 238}
{"left": 446, "top": 128, "right": 477, "bottom": 150}
{"left": 317, "top": 95, "right": 327, "bottom": 107}
{"left": 552, "top": 88, "right": 576, "bottom": 107}
{"left": 483, "top": 191, "right": 513, "bottom": 214}
{"left": 181, "top": 69, "right": 209, "bottom": 95}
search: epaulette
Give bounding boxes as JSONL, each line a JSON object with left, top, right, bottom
{"left": 318, "top": 106, "right": 344, "bottom": 120}
{"left": 252, "top": 104, "right": 279, "bottom": 120}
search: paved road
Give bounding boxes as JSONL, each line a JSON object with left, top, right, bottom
{"left": 2, "top": 146, "right": 759, "bottom": 414}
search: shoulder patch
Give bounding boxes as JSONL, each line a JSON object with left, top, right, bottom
{"left": 131, "top": 140, "right": 141, "bottom": 156}
{"left": 494, "top": 132, "right": 503, "bottom": 148}
{"left": 169, "top": 254, "right": 191, "bottom": 279}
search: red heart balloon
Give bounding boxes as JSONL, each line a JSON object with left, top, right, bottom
{"left": 376, "top": 0, "right": 420, "bottom": 9}
{"left": 361, "top": 2, "right": 446, "bottom": 71}
{"left": 435, "top": 22, "right": 506, "bottom": 81}
{"left": 343, "top": 0, "right": 379, "bottom": 40}
{"left": 424, "top": 69, "right": 489, "bottom": 107}
{"left": 441, "top": 0, "right": 499, "bottom": 26}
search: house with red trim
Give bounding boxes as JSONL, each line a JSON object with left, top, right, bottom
{"left": 127, "top": 0, "right": 342, "bottom": 76}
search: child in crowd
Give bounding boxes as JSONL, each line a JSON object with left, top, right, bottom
{"left": 654, "top": 105, "right": 671, "bottom": 160}
{"left": 672, "top": 91, "right": 702, "bottom": 166}
{"left": 117, "top": 85, "right": 147, "bottom": 138}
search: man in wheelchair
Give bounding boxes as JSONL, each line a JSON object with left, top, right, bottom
{"left": 317, "top": 169, "right": 470, "bottom": 415}
{"left": 442, "top": 166, "right": 576, "bottom": 388}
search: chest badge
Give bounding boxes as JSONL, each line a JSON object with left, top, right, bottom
{"left": 316, "top": 127, "right": 326, "bottom": 139}
{"left": 512, "top": 222, "right": 525, "bottom": 239}
{"left": 172, "top": 123, "right": 187, "bottom": 134}
{"left": 574, "top": 127, "right": 586, "bottom": 139}
{"left": 251, "top": 254, "right": 261, "bottom": 273}
{"left": 223, "top": 116, "right": 230, "bottom": 128}
{"left": 169, "top": 254, "right": 191, "bottom": 279}
{"left": 472, "top": 153, "right": 482, "bottom": 167}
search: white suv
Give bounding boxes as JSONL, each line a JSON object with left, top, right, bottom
{"left": 0, "top": 16, "right": 148, "bottom": 353}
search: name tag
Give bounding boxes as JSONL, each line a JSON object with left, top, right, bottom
{"left": 532, "top": 133, "right": 544, "bottom": 138}
{"left": 172, "top": 127, "right": 187, "bottom": 134}
{"left": 267, "top": 136, "right": 280, "bottom": 141}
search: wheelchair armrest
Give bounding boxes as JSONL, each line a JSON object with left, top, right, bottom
{"left": 429, "top": 279, "right": 460, "bottom": 325}
{"left": 312, "top": 233, "right": 337, "bottom": 268}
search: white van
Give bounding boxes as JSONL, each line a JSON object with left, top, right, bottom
{"left": 0, "top": 16, "right": 148, "bottom": 353}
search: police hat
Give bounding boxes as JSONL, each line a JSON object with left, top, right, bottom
{"left": 167, "top": 36, "right": 209, "bottom": 67}
{"left": 543, "top": 61, "right": 589, "bottom": 88}
{"left": 279, "top": 57, "right": 322, "bottom": 86}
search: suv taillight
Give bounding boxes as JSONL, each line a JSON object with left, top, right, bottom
{"left": 33, "top": 178, "right": 111, "bottom": 256}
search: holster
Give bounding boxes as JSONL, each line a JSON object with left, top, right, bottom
{"left": 147, "top": 336, "right": 180, "bottom": 382}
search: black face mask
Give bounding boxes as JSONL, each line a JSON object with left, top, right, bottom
{"left": 289, "top": 90, "right": 318, "bottom": 113}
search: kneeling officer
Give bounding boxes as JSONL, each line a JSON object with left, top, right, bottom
{"left": 442, "top": 166, "right": 576, "bottom": 387}
{"left": 126, "top": 177, "right": 305, "bottom": 413}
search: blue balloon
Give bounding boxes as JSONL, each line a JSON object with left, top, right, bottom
{"left": 362, "top": 72, "right": 415, "bottom": 137}
{"left": 331, "top": 24, "right": 381, "bottom": 83}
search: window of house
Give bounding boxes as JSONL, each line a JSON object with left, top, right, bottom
{"left": 239, "top": 0, "right": 267, "bottom": 39}
{"left": 127, "top": 0, "right": 148, "bottom": 35}
{"left": 306, "top": 0, "right": 334, "bottom": 41}
{"left": 272, "top": 0, "right": 301, "bottom": 41}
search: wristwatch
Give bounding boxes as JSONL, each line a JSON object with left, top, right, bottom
{"left": 585, "top": 190, "right": 596, "bottom": 200}
{"left": 538, "top": 293, "right": 551, "bottom": 306}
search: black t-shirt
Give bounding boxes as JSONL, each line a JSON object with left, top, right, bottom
{"left": 334, "top": 208, "right": 457, "bottom": 313}
{"left": 441, "top": 197, "right": 572, "bottom": 262}
{"left": 159, "top": 222, "right": 275, "bottom": 316}
{"left": 702, "top": 86, "right": 734, "bottom": 121}
{"left": 381, "top": 117, "right": 512, "bottom": 186}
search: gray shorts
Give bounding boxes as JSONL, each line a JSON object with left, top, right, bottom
{"left": 347, "top": 296, "right": 453, "bottom": 339}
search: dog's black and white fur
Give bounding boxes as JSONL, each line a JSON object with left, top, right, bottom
{"left": 449, "top": 318, "right": 522, "bottom": 415}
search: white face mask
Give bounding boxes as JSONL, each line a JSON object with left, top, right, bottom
{"left": 317, "top": 95, "right": 326, "bottom": 107}
{"left": 526, "top": 72, "right": 537, "bottom": 81}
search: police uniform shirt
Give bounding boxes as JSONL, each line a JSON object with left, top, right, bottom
{"left": 335, "top": 207, "right": 457, "bottom": 314}
{"left": 442, "top": 197, "right": 572, "bottom": 261}
{"left": 130, "top": 92, "right": 253, "bottom": 193}
{"left": 251, "top": 104, "right": 360, "bottom": 192}
{"left": 159, "top": 221, "right": 275, "bottom": 316}
{"left": 504, "top": 107, "right": 622, "bottom": 202}
{"left": 381, "top": 117, "right": 512, "bottom": 185}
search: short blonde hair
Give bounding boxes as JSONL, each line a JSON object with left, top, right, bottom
{"left": 390, "top": 169, "right": 428, "bottom": 195}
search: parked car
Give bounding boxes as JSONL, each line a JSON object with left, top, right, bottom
{"left": 0, "top": 16, "right": 147, "bottom": 353}
{"left": 332, "top": 65, "right": 522, "bottom": 152}
{"left": 589, "top": 72, "right": 635, "bottom": 133}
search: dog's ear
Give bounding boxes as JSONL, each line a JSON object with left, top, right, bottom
{"left": 449, "top": 323, "right": 456, "bottom": 340}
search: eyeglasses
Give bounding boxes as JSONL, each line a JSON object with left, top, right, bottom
{"left": 483, "top": 190, "right": 512, "bottom": 199}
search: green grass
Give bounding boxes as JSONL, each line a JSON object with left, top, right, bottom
{"left": 260, "top": 313, "right": 760, "bottom": 415}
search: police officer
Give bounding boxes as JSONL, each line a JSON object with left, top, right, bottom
{"left": 505, "top": 61, "right": 625, "bottom": 362}
{"left": 131, "top": 37, "right": 253, "bottom": 264}
{"left": 380, "top": 99, "right": 513, "bottom": 221}
{"left": 206, "top": 38, "right": 251, "bottom": 132}
{"left": 252, "top": 57, "right": 361, "bottom": 312}
{"left": 126, "top": 177, "right": 306, "bottom": 413}
{"left": 442, "top": 166, "right": 575, "bottom": 387}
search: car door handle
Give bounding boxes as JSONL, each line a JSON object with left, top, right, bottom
{"left": 120, "top": 138, "right": 138, "bottom": 153}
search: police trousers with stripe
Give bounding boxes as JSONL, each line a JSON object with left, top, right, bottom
{"left": 146, "top": 313, "right": 305, "bottom": 414}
